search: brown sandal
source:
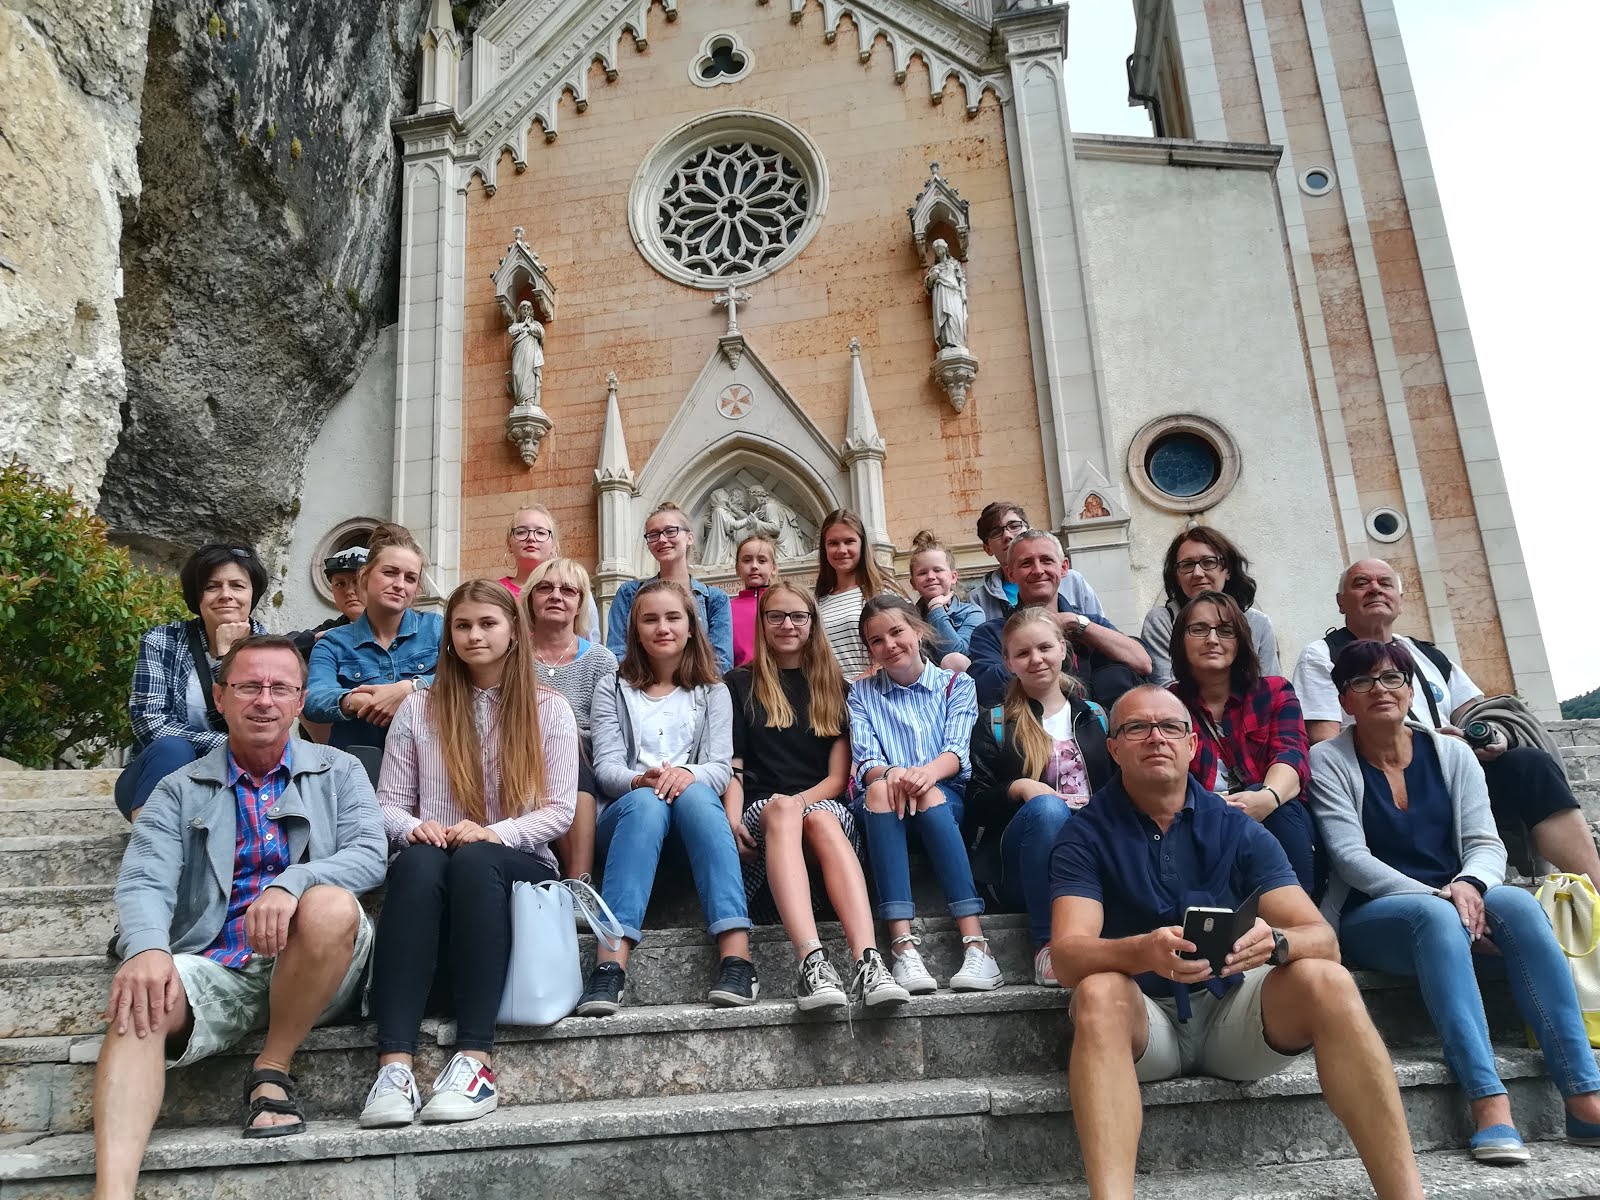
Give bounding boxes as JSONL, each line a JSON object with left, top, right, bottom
{"left": 241, "top": 1067, "right": 306, "bottom": 1139}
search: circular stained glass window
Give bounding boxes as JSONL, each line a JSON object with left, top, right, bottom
{"left": 657, "top": 143, "right": 810, "bottom": 279}
{"left": 1145, "top": 433, "right": 1222, "bottom": 499}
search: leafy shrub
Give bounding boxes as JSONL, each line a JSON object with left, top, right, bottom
{"left": 0, "top": 458, "right": 186, "bottom": 767}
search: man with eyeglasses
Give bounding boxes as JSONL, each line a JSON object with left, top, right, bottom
{"left": 95, "top": 635, "right": 385, "bottom": 1193}
{"left": 1048, "top": 684, "right": 1424, "bottom": 1200}
{"left": 1293, "top": 559, "right": 1600, "bottom": 881}
{"left": 971, "top": 499, "right": 1105, "bottom": 622}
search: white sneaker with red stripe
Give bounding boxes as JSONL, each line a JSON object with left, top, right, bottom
{"left": 420, "top": 1052, "right": 498, "bottom": 1123}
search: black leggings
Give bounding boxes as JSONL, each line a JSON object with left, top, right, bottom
{"left": 1482, "top": 745, "right": 1581, "bottom": 828}
{"left": 371, "top": 841, "right": 557, "bottom": 1056}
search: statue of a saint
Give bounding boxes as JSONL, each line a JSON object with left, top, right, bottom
{"left": 924, "top": 239, "right": 969, "bottom": 351}
{"left": 747, "top": 486, "right": 811, "bottom": 559}
{"left": 700, "top": 488, "right": 752, "bottom": 566}
{"left": 507, "top": 299, "right": 545, "bottom": 407}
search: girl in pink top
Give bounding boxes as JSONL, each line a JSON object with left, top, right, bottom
{"left": 729, "top": 533, "right": 777, "bottom": 668}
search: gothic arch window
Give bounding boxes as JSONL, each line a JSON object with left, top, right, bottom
{"left": 629, "top": 111, "right": 829, "bottom": 290}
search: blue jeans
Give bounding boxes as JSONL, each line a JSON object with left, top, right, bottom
{"left": 1261, "top": 797, "right": 1317, "bottom": 896}
{"left": 594, "top": 784, "right": 751, "bottom": 944}
{"left": 1341, "top": 886, "right": 1600, "bottom": 1100}
{"left": 999, "top": 793, "right": 1072, "bottom": 947}
{"left": 114, "top": 736, "right": 202, "bottom": 820}
{"left": 862, "top": 782, "right": 984, "bottom": 921}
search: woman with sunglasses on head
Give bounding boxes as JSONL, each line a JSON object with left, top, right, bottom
{"left": 523, "top": 557, "right": 619, "bottom": 879}
{"left": 359, "top": 580, "right": 577, "bottom": 1128}
{"left": 1166, "top": 590, "right": 1314, "bottom": 893}
{"left": 605, "top": 501, "right": 734, "bottom": 674}
{"left": 814, "top": 508, "right": 907, "bottom": 680}
{"left": 306, "top": 523, "right": 444, "bottom": 751}
{"left": 580, "top": 580, "right": 754, "bottom": 1015}
{"left": 1141, "top": 527, "right": 1279, "bottom": 686}
{"left": 724, "top": 582, "right": 908, "bottom": 1010}
{"left": 1312, "top": 639, "right": 1600, "bottom": 1166}
{"left": 117, "top": 544, "right": 270, "bottom": 820}
{"left": 498, "top": 506, "right": 600, "bottom": 640}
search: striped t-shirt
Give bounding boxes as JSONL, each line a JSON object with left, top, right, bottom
{"left": 817, "top": 587, "right": 869, "bottom": 679}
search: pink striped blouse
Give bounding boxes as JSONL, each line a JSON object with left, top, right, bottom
{"left": 375, "top": 687, "right": 578, "bottom": 869}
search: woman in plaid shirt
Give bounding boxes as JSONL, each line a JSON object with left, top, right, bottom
{"left": 1167, "top": 589, "right": 1315, "bottom": 892}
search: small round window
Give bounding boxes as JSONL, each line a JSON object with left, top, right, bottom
{"left": 1365, "top": 506, "right": 1408, "bottom": 544}
{"left": 1300, "top": 166, "right": 1334, "bottom": 196}
{"left": 1127, "top": 416, "right": 1240, "bottom": 514}
{"left": 1145, "top": 433, "right": 1221, "bottom": 499}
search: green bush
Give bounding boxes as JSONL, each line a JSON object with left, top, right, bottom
{"left": 0, "top": 457, "right": 187, "bottom": 768}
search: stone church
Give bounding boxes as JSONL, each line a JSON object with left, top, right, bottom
{"left": 281, "top": 0, "right": 1554, "bottom": 715}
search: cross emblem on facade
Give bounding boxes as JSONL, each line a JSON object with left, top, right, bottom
{"left": 713, "top": 284, "right": 752, "bottom": 336}
{"left": 717, "top": 384, "right": 753, "bottom": 419}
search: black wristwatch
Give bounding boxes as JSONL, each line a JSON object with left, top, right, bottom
{"left": 1267, "top": 928, "right": 1290, "bottom": 967}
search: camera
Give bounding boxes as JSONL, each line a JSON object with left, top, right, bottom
{"left": 1462, "top": 720, "right": 1496, "bottom": 751}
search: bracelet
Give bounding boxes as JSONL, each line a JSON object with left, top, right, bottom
{"left": 1264, "top": 785, "right": 1283, "bottom": 809}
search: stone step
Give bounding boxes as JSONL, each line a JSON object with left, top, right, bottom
{"left": 0, "top": 886, "right": 115, "bottom": 959}
{"left": 0, "top": 1052, "right": 1581, "bottom": 1198}
{"left": 0, "top": 799, "right": 125, "bottom": 839}
{"left": 0, "top": 836, "right": 126, "bottom": 888}
{"left": 0, "top": 771, "right": 117, "bottom": 805}
{"left": 846, "top": 1142, "right": 1600, "bottom": 1199}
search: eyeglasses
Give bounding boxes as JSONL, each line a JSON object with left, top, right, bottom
{"left": 1110, "top": 718, "right": 1192, "bottom": 741}
{"left": 644, "top": 525, "right": 689, "bottom": 544}
{"left": 763, "top": 610, "right": 813, "bottom": 627}
{"left": 1342, "top": 670, "right": 1409, "bottom": 694}
{"left": 511, "top": 526, "right": 553, "bottom": 542}
{"left": 983, "top": 518, "right": 1028, "bottom": 541}
{"left": 1184, "top": 622, "right": 1237, "bottom": 641}
{"left": 224, "top": 682, "right": 303, "bottom": 700}
{"left": 532, "top": 582, "right": 580, "bottom": 599}
{"left": 1176, "top": 556, "right": 1225, "bottom": 574}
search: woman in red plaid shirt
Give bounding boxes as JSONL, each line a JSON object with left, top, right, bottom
{"left": 1167, "top": 590, "right": 1316, "bottom": 894}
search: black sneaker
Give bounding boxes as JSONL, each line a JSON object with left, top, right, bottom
{"left": 707, "top": 955, "right": 760, "bottom": 1007}
{"left": 576, "top": 962, "right": 626, "bottom": 1016}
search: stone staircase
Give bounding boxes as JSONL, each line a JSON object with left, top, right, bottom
{"left": 2, "top": 722, "right": 1600, "bottom": 1198}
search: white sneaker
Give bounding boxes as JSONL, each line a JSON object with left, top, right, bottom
{"left": 853, "top": 948, "right": 911, "bottom": 1007}
{"left": 1034, "top": 945, "right": 1060, "bottom": 989}
{"left": 359, "top": 1061, "right": 421, "bottom": 1128}
{"left": 796, "top": 949, "right": 848, "bottom": 1011}
{"left": 950, "top": 936, "right": 1003, "bottom": 991}
{"left": 419, "top": 1052, "right": 498, "bottom": 1124}
{"left": 889, "top": 936, "right": 938, "bottom": 994}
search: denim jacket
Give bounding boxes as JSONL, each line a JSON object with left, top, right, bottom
{"left": 305, "top": 609, "right": 444, "bottom": 737}
{"left": 604, "top": 576, "right": 734, "bottom": 675}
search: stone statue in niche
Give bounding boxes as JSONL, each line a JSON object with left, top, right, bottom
{"left": 924, "top": 239, "right": 969, "bottom": 351}
{"left": 701, "top": 487, "right": 753, "bottom": 566}
{"left": 747, "top": 485, "right": 810, "bottom": 559}
{"left": 507, "top": 299, "right": 545, "bottom": 408}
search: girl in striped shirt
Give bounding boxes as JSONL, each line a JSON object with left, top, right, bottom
{"left": 360, "top": 580, "right": 578, "bottom": 1129}
{"left": 849, "top": 596, "right": 1003, "bottom": 995}
{"left": 814, "top": 508, "right": 906, "bottom": 680}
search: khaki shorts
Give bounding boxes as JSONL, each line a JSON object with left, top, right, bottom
{"left": 1131, "top": 965, "right": 1307, "bottom": 1083}
{"left": 166, "top": 907, "right": 373, "bottom": 1069}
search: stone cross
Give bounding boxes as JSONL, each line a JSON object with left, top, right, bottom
{"left": 713, "top": 285, "right": 752, "bottom": 336}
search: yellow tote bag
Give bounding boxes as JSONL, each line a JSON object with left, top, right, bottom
{"left": 1535, "top": 873, "right": 1600, "bottom": 1047}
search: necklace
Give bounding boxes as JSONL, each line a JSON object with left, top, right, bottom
{"left": 533, "top": 638, "right": 578, "bottom": 678}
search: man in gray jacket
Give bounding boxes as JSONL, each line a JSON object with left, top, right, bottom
{"left": 95, "top": 635, "right": 387, "bottom": 1199}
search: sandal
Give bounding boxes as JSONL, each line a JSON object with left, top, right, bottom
{"left": 241, "top": 1067, "right": 306, "bottom": 1139}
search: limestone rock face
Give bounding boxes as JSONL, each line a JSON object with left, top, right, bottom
{"left": 98, "top": 0, "right": 427, "bottom": 557}
{"left": 0, "top": 0, "right": 155, "bottom": 504}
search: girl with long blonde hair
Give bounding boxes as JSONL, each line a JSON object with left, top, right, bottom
{"left": 724, "top": 582, "right": 908, "bottom": 1009}
{"left": 814, "top": 508, "right": 906, "bottom": 679}
{"left": 360, "top": 580, "right": 578, "bottom": 1128}
{"left": 604, "top": 500, "right": 734, "bottom": 672}
{"left": 966, "top": 607, "right": 1113, "bottom": 986}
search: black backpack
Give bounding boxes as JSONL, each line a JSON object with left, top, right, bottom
{"left": 1323, "top": 627, "right": 1452, "bottom": 726}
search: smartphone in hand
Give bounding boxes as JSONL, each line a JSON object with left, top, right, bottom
{"left": 1179, "top": 889, "right": 1261, "bottom": 975}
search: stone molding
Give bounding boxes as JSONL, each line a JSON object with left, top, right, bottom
{"left": 907, "top": 161, "right": 971, "bottom": 261}
{"left": 492, "top": 227, "right": 558, "bottom": 322}
{"left": 1071, "top": 133, "right": 1282, "bottom": 171}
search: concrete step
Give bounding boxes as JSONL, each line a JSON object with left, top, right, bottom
{"left": 0, "top": 836, "right": 126, "bottom": 888}
{"left": 0, "top": 1052, "right": 1583, "bottom": 1198}
{"left": 0, "top": 987, "right": 1066, "bottom": 1133}
{"left": 0, "top": 886, "right": 115, "bottom": 959}
{"left": 0, "top": 771, "right": 117, "bottom": 804}
{"left": 0, "top": 799, "right": 125, "bottom": 839}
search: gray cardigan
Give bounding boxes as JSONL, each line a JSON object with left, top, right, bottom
{"left": 589, "top": 675, "right": 733, "bottom": 804}
{"left": 114, "top": 740, "right": 387, "bottom": 959}
{"left": 1309, "top": 723, "right": 1507, "bottom": 928}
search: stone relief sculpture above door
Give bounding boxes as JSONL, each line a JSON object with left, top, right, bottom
{"left": 693, "top": 475, "right": 818, "bottom": 569}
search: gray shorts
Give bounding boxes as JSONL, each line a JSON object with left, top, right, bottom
{"left": 1129, "top": 965, "right": 1307, "bottom": 1083}
{"left": 166, "top": 908, "right": 373, "bottom": 1069}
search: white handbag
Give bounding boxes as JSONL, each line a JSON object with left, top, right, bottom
{"left": 1534, "top": 873, "right": 1600, "bottom": 1047}
{"left": 498, "top": 877, "right": 624, "bottom": 1027}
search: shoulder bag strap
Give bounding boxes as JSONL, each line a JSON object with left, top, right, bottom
{"left": 562, "top": 877, "right": 626, "bottom": 953}
{"left": 185, "top": 620, "right": 227, "bottom": 732}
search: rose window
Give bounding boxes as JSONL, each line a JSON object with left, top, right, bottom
{"left": 656, "top": 143, "right": 811, "bottom": 279}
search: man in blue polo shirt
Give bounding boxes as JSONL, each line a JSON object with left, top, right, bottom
{"left": 1049, "top": 685, "right": 1422, "bottom": 1200}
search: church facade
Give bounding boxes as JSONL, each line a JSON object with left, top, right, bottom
{"left": 311, "top": 0, "right": 1550, "bottom": 711}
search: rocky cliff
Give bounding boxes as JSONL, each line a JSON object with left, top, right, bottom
{"left": 96, "top": 0, "right": 427, "bottom": 559}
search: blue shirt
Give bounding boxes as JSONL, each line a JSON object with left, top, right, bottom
{"left": 968, "top": 595, "right": 1124, "bottom": 709}
{"left": 605, "top": 576, "right": 734, "bottom": 675}
{"left": 203, "top": 745, "right": 293, "bottom": 967}
{"left": 1049, "top": 775, "right": 1300, "bottom": 1004}
{"left": 305, "top": 608, "right": 444, "bottom": 746}
{"left": 848, "top": 661, "right": 979, "bottom": 787}
{"left": 1348, "top": 734, "right": 1459, "bottom": 908}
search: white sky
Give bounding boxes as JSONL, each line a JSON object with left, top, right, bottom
{"left": 1063, "top": 0, "right": 1600, "bottom": 700}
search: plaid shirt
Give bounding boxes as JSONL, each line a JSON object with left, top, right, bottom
{"left": 202, "top": 744, "right": 293, "bottom": 967}
{"left": 1169, "top": 676, "right": 1310, "bottom": 797}
{"left": 128, "top": 619, "right": 265, "bottom": 752}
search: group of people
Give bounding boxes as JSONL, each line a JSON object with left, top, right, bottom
{"left": 92, "top": 494, "right": 1600, "bottom": 1200}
